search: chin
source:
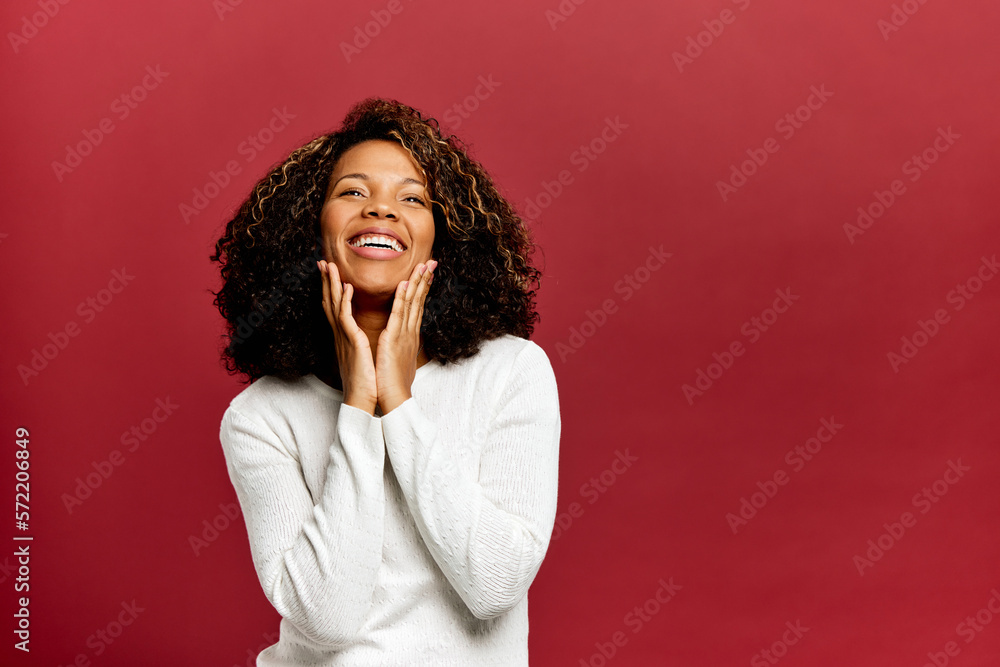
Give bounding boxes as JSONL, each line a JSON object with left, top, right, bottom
{"left": 351, "top": 272, "right": 405, "bottom": 296}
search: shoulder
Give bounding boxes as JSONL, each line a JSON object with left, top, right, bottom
{"left": 226, "top": 375, "right": 305, "bottom": 414}
{"left": 454, "top": 335, "right": 558, "bottom": 405}
{"left": 454, "top": 334, "right": 556, "bottom": 378}
{"left": 220, "top": 374, "right": 326, "bottom": 433}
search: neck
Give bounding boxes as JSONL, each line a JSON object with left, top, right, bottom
{"left": 352, "top": 305, "right": 392, "bottom": 358}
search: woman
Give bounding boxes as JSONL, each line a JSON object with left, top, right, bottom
{"left": 211, "top": 98, "right": 561, "bottom": 666}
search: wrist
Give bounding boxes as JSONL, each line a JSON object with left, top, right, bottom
{"left": 378, "top": 390, "right": 412, "bottom": 416}
{"left": 344, "top": 393, "right": 377, "bottom": 416}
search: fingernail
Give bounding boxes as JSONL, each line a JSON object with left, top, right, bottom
{"left": 402, "top": 281, "right": 409, "bottom": 289}
{"left": 419, "top": 264, "right": 427, "bottom": 275}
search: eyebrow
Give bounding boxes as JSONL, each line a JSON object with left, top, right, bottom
{"left": 331, "top": 172, "right": 425, "bottom": 188}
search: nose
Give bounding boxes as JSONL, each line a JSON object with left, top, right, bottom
{"left": 363, "top": 195, "right": 397, "bottom": 220}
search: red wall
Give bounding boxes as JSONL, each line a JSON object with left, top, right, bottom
{"left": 2, "top": 1, "right": 998, "bottom": 665}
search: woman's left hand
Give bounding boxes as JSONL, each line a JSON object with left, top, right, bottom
{"left": 376, "top": 259, "right": 437, "bottom": 414}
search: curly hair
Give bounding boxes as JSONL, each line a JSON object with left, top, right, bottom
{"left": 211, "top": 98, "right": 542, "bottom": 382}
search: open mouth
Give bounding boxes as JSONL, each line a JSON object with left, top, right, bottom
{"left": 348, "top": 233, "right": 406, "bottom": 253}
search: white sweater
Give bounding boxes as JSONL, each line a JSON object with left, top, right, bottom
{"left": 219, "top": 334, "right": 561, "bottom": 666}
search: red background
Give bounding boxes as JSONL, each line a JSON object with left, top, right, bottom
{"left": 2, "top": 1, "right": 998, "bottom": 665}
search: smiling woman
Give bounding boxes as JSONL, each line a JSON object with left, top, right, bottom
{"left": 209, "top": 98, "right": 561, "bottom": 666}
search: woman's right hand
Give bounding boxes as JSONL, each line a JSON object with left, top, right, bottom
{"left": 319, "top": 260, "right": 378, "bottom": 415}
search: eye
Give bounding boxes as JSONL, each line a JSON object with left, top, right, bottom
{"left": 403, "top": 194, "right": 426, "bottom": 205}
{"left": 340, "top": 188, "right": 365, "bottom": 197}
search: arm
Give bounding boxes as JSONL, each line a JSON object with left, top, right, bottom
{"left": 219, "top": 401, "right": 385, "bottom": 646}
{"left": 380, "top": 341, "right": 561, "bottom": 620}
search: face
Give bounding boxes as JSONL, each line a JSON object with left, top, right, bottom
{"left": 320, "top": 139, "right": 435, "bottom": 301}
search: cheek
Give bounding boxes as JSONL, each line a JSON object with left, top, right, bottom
{"left": 418, "top": 217, "right": 436, "bottom": 255}
{"left": 319, "top": 209, "right": 344, "bottom": 260}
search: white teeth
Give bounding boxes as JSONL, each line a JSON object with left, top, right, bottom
{"left": 349, "top": 234, "right": 404, "bottom": 252}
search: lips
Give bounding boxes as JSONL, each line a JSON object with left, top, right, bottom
{"left": 348, "top": 227, "right": 407, "bottom": 251}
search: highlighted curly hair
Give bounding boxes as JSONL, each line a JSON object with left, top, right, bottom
{"left": 211, "top": 97, "right": 542, "bottom": 382}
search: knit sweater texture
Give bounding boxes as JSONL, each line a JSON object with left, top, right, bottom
{"left": 219, "top": 334, "right": 561, "bottom": 666}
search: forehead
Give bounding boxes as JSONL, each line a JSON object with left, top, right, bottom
{"left": 330, "top": 139, "right": 424, "bottom": 179}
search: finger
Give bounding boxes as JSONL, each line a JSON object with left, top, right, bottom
{"left": 339, "top": 282, "right": 351, "bottom": 324}
{"left": 319, "top": 261, "right": 333, "bottom": 325}
{"left": 340, "top": 283, "right": 363, "bottom": 338}
{"left": 407, "top": 261, "right": 435, "bottom": 331}
{"left": 385, "top": 279, "right": 409, "bottom": 337}
{"left": 401, "top": 262, "right": 430, "bottom": 324}
{"left": 392, "top": 260, "right": 423, "bottom": 327}
{"left": 326, "top": 260, "right": 343, "bottom": 317}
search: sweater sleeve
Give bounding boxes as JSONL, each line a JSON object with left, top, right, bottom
{"left": 219, "top": 401, "right": 386, "bottom": 647}
{"left": 380, "top": 341, "right": 561, "bottom": 620}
